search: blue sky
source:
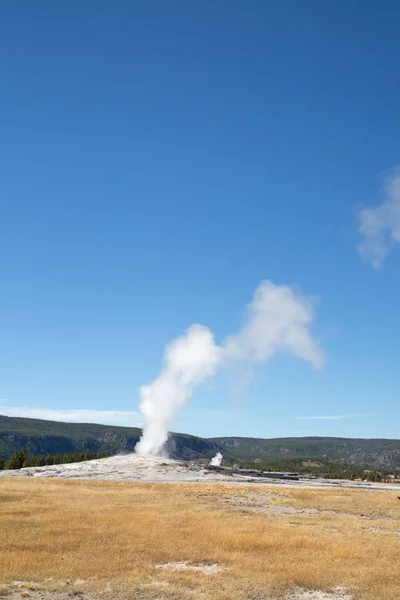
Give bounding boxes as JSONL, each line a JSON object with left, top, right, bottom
{"left": 1, "top": 1, "right": 400, "bottom": 440}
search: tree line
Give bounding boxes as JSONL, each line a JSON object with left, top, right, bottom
{"left": 0, "top": 449, "right": 110, "bottom": 470}
{"left": 223, "top": 456, "right": 399, "bottom": 482}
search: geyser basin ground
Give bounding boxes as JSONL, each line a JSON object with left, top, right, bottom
{"left": 1, "top": 477, "right": 399, "bottom": 600}
{"left": 1, "top": 453, "right": 399, "bottom": 491}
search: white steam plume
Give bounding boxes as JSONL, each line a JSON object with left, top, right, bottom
{"left": 135, "top": 325, "right": 221, "bottom": 456}
{"left": 210, "top": 452, "right": 223, "bottom": 467}
{"left": 223, "top": 281, "right": 324, "bottom": 368}
{"left": 357, "top": 171, "right": 400, "bottom": 268}
{"left": 135, "top": 281, "right": 324, "bottom": 456}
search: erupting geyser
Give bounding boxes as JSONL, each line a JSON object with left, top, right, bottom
{"left": 210, "top": 452, "right": 223, "bottom": 467}
{"left": 135, "top": 325, "right": 221, "bottom": 456}
{"left": 135, "top": 281, "right": 324, "bottom": 457}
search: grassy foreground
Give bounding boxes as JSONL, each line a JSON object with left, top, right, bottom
{"left": 0, "top": 478, "right": 399, "bottom": 599}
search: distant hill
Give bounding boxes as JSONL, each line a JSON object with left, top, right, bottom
{"left": 211, "top": 436, "right": 400, "bottom": 470}
{"left": 1, "top": 415, "right": 399, "bottom": 470}
{"left": 0, "top": 415, "right": 220, "bottom": 461}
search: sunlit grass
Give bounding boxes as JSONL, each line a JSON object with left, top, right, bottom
{"left": 0, "top": 478, "right": 399, "bottom": 599}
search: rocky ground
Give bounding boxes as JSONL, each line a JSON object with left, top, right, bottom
{"left": 1, "top": 590, "right": 352, "bottom": 600}
{"left": 0, "top": 584, "right": 352, "bottom": 600}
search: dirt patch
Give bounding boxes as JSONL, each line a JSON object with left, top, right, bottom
{"left": 0, "top": 592, "right": 101, "bottom": 600}
{"left": 218, "top": 493, "right": 319, "bottom": 516}
{"left": 214, "top": 492, "right": 340, "bottom": 517}
{"left": 0, "top": 587, "right": 352, "bottom": 600}
{"left": 215, "top": 491, "right": 400, "bottom": 522}
{"left": 362, "top": 526, "right": 400, "bottom": 536}
{"left": 155, "top": 561, "right": 222, "bottom": 575}
{"left": 287, "top": 588, "right": 351, "bottom": 600}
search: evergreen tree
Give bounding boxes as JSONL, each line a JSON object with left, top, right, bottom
{"left": 3, "top": 449, "right": 109, "bottom": 469}
{"left": 6, "top": 449, "right": 27, "bottom": 470}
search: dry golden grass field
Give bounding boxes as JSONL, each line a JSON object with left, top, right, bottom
{"left": 1, "top": 478, "right": 399, "bottom": 600}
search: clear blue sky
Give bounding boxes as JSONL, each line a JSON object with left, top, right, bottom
{"left": 1, "top": 1, "right": 399, "bottom": 439}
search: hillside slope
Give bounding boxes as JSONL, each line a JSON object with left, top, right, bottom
{"left": 1, "top": 415, "right": 399, "bottom": 469}
{"left": 211, "top": 436, "right": 400, "bottom": 469}
{"left": 0, "top": 415, "right": 220, "bottom": 460}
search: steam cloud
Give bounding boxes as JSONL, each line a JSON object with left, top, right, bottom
{"left": 210, "top": 452, "right": 223, "bottom": 467}
{"left": 357, "top": 171, "right": 400, "bottom": 268}
{"left": 135, "top": 281, "right": 324, "bottom": 456}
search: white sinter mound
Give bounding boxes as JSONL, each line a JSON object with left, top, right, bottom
{"left": 1, "top": 454, "right": 399, "bottom": 491}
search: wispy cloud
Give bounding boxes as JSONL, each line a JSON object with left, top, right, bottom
{"left": 298, "top": 412, "right": 382, "bottom": 421}
{"left": 0, "top": 404, "right": 144, "bottom": 427}
{"left": 357, "top": 170, "right": 400, "bottom": 268}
